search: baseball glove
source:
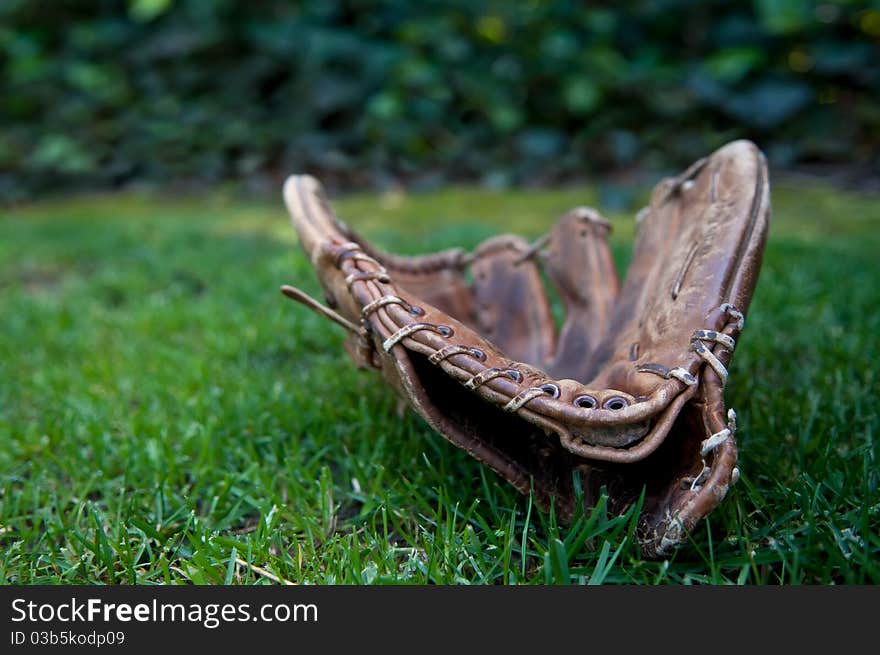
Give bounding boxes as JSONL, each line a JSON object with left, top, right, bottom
{"left": 281, "top": 139, "right": 770, "bottom": 557}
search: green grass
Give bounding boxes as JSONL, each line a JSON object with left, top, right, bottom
{"left": 1, "top": 179, "right": 878, "bottom": 584}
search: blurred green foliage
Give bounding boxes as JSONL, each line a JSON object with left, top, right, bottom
{"left": 1, "top": 0, "right": 878, "bottom": 201}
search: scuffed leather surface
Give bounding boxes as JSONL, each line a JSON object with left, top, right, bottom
{"left": 283, "top": 140, "right": 770, "bottom": 556}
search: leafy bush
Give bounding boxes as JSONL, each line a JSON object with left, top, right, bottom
{"left": 1, "top": 0, "right": 878, "bottom": 200}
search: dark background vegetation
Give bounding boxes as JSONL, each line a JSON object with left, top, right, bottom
{"left": 2, "top": 0, "right": 879, "bottom": 203}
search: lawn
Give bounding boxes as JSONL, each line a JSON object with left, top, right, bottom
{"left": 1, "top": 178, "right": 878, "bottom": 584}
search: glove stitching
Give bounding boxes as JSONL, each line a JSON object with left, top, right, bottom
{"left": 503, "top": 388, "right": 546, "bottom": 413}
{"left": 689, "top": 408, "right": 738, "bottom": 491}
{"left": 382, "top": 322, "right": 452, "bottom": 353}
{"left": 464, "top": 368, "right": 510, "bottom": 390}
{"left": 362, "top": 294, "right": 413, "bottom": 318}
{"left": 345, "top": 270, "right": 391, "bottom": 287}
{"left": 428, "top": 345, "right": 476, "bottom": 365}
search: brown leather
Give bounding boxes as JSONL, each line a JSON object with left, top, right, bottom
{"left": 282, "top": 140, "right": 770, "bottom": 557}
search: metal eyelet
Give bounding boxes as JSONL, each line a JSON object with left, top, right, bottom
{"left": 409, "top": 305, "right": 424, "bottom": 316}
{"left": 470, "top": 348, "right": 486, "bottom": 361}
{"left": 506, "top": 369, "right": 523, "bottom": 383}
{"left": 436, "top": 325, "right": 454, "bottom": 337}
{"left": 603, "top": 396, "right": 629, "bottom": 411}
{"left": 574, "top": 395, "right": 597, "bottom": 409}
{"left": 540, "top": 383, "right": 560, "bottom": 399}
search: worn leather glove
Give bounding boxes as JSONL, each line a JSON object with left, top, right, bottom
{"left": 282, "top": 140, "right": 770, "bottom": 557}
